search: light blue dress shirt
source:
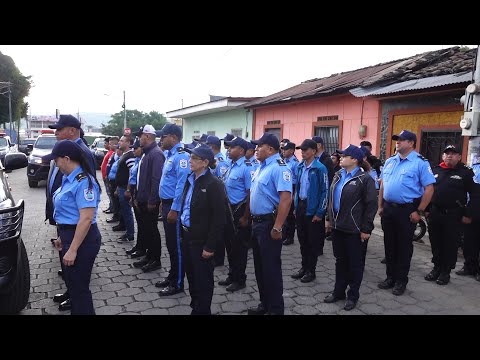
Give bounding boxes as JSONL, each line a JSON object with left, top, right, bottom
{"left": 224, "top": 156, "right": 252, "bottom": 204}
{"left": 180, "top": 169, "right": 208, "bottom": 227}
{"left": 159, "top": 143, "right": 190, "bottom": 211}
{"left": 333, "top": 167, "right": 360, "bottom": 213}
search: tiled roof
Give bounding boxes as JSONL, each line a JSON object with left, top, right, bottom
{"left": 244, "top": 46, "right": 476, "bottom": 108}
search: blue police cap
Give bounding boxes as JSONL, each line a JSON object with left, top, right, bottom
{"left": 281, "top": 141, "right": 296, "bottom": 150}
{"left": 312, "top": 136, "right": 324, "bottom": 145}
{"left": 224, "top": 137, "right": 249, "bottom": 152}
{"left": 48, "top": 114, "right": 81, "bottom": 129}
{"left": 184, "top": 143, "right": 214, "bottom": 165}
{"left": 222, "top": 133, "right": 235, "bottom": 142}
{"left": 296, "top": 139, "right": 316, "bottom": 151}
{"left": 392, "top": 130, "right": 417, "bottom": 142}
{"left": 159, "top": 123, "right": 183, "bottom": 139}
{"left": 205, "top": 135, "right": 221, "bottom": 147}
{"left": 251, "top": 133, "right": 280, "bottom": 150}
{"left": 129, "top": 138, "right": 141, "bottom": 149}
{"left": 247, "top": 141, "right": 257, "bottom": 151}
{"left": 194, "top": 134, "right": 208, "bottom": 143}
{"left": 183, "top": 142, "right": 196, "bottom": 150}
{"left": 41, "top": 140, "right": 85, "bottom": 163}
{"left": 336, "top": 144, "right": 365, "bottom": 162}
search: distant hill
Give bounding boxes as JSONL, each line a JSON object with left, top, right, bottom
{"left": 80, "top": 112, "right": 112, "bottom": 128}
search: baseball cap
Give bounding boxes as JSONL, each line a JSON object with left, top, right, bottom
{"left": 184, "top": 143, "right": 214, "bottom": 165}
{"left": 205, "top": 135, "right": 221, "bottom": 147}
{"left": 137, "top": 124, "right": 156, "bottom": 136}
{"left": 48, "top": 114, "right": 81, "bottom": 129}
{"left": 336, "top": 144, "right": 365, "bottom": 162}
{"left": 251, "top": 133, "right": 280, "bottom": 150}
{"left": 222, "top": 133, "right": 235, "bottom": 142}
{"left": 194, "top": 134, "right": 208, "bottom": 143}
{"left": 159, "top": 123, "right": 183, "bottom": 139}
{"left": 41, "top": 140, "right": 85, "bottom": 163}
{"left": 183, "top": 142, "right": 196, "bottom": 150}
{"left": 281, "top": 142, "right": 296, "bottom": 150}
{"left": 360, "top": 146, "right": 371, "bottom": 157}
{"left": 296, "top": 139, "right": 317, "bottom": 151}
{"left": 246, "top": 142, "right": 257, "bottom": 151}
{"left": 224, "top": 137, "right": 249, "bottom": 152}
{"left": 392, "top": 130, "right": 417, "bottom": 142}
{"left": 443, "top": 145, "right": 460, "bottom": 154}
{"left": 312, "top": 136, "right": 324, "bottom": 145}
{"left": 129, "top": 138, "right": 141, "bottom": 149}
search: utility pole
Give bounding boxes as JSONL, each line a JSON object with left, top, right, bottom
{"left": 8, "top": 82, "right": 13, "bottom": 141}
{"left": 123, "top": 90, "right": 127, "bottom": 130}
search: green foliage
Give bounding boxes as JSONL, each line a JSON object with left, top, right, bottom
{"left": 0, "top": 51, "right": 32, "bottom": 127}
{"left": 101, "top": 110, "right": 168, "bottom": 137}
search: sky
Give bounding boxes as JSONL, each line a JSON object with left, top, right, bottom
{"left": 0, "top": 45, "right": 474, "bottom": 118}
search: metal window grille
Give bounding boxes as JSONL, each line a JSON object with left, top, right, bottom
{"left": 315, "top": 126, "right": 339, "bottom": 155}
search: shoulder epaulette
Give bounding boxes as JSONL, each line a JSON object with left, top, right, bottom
{"left": 177, "top": 147, "right": 185, "bottom": 153}
{"left": 417, "top": 154, "right": 428, "bottom": 161}
{"left": 75, "top": 172, "right": 87, "bottom": 182}
{"left": 217, "top": 157, "right": 224, "bottom": 162}
{"left": 277, "top": 158, "right": 287, "bottom": 166}
{"left": 245, "top": 160, "right": 252, "bottom": 166}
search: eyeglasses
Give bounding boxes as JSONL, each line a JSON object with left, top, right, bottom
{"left": 190, "top": 154, "right": 203, "bottom": 161}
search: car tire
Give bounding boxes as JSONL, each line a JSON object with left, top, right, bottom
{"left": 0, "top": 240, "right": 30, "bottom": 314}
{"left": 28, "top": 180, "right": 38, "bottom": 188}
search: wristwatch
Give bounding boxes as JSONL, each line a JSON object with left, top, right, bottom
{"left": 272, "top": 227, "right": 283, "bottom": 233}
{"left": 416, "top": 209, "right": 425, "bottom": 216}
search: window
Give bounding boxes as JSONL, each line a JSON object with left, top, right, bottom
{"left": 314, "top": 126, "right": 339, "bottom": 156}
{"left": 265, "top": 128, "right": 281, "bottom": 140}
{"left": 231, "top": 128, "right": 243, "bottom": 138}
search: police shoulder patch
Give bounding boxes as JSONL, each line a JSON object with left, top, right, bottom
{"left": 245, "top": 160, "right": 252, "bottom": 166}
{"left": 277, "top": 159, "right": 287, "bottom": 166}
{"left": 283, "top": 171, "right": 291, "bottom": 182}
{"left": 75, "top": 173, "right": 87, "bottom": 182}
{"left": 83, "top": 188, "right": 95, "bottom": 201}
{"left": 179, "top": 159, "right": 188, "bottom": 169}
{"left": 417, "top": 154, "right": 428, "bottom": 161}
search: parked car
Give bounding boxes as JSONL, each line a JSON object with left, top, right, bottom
{"left": 18, "top": 139, "right": 36, "bottom": 156}
{"left": 0, "top": 134, "right": 18, "bottom": 167}
{"left": 90, "top": 137, "right": 108, "bottom": 170}
{"left": 0, "top": 152, "right": 30, "bottom": 314}
{"left": 26, "top": 133, "right": 57, "bottom": 188}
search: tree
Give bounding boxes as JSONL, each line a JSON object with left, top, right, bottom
{"left": 101, "top": 110, "right": 168, "bottom": 137}
{"left": 0, "top": 51, "right": 32, "bottom": 128}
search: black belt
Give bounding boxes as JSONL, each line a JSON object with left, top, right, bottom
{"left": 385, "top": 201, "right": 413, "bottom": 208}
{"left": 57, "top": 224, "right": 77, "bottom": 230}
{"left": 251, "top": 214, "right": 275, "bottom": 223}
{"left": 162, "top": 198, "right": 174, "bottom": 204}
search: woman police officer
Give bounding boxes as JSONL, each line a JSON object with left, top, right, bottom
{"left": 42, "top": 140, "right": 102, "bottom": 315}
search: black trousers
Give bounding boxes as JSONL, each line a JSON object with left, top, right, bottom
{"left": 332, "top": 229, "right": 368, "bottom": 302}
{"left": 462, "top": 221, "right": 480, "bottom": 274}
{"left": 427, "top": 207, "right": 463, "bottom": 272}
{"left": 295, "top": 200, "right": 325, "bottom": 272}
{"left": 132, "top": 203, "right": 146, "bottom": 251}
{"left": 182, "top": 232, "right": 214, "bottom": 315}
{"left": 381, "top": 203, "right": 416, "bottom": 284}
{"left": 283, "top": 197, "right": 296, "bottom": 241}
{"left": 224, "top": 203, "right": 250, "bottom": 284}
{"left": 251, "top": 219, "right": 284, "bottom": 315}
{"left": 162, "top": 200, "right": 184, "bottom": 288}
{"left": 59, "top": 224, "right": 101, "bottom": 315}
{"left": 137, "top": 203, "right": 161, "bottom": 261}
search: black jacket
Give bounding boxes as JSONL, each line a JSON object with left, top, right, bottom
{"left": 179, "top": 170, "right": 226, "bottom": 252}
{"left": 45, "top": 161, "right": 63, "bottom": 225}
{"left": 136, "top": 142, "right": 165, "bottom": 205}
{"left": 326, "top": 168, "right": 378, "bottom": 234}
{"left": 319, "top": 152, "right": 334, "bottom": 187}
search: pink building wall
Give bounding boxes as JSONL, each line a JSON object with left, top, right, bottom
{"left": 253, "top": 94, "right": 381, "bottom": 156}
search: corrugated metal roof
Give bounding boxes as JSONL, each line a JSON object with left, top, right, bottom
{"left": 350, "top": 71, "right": 472, "bottom": 97}
{"left": 244, "top": 46, "right": 476, "bottom": 108}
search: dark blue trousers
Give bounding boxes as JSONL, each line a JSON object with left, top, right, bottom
{"left": 132, "top": 203, "right": 145, "bottom": 251}
{"left": 60, "top": 224, "right": 101, "bottom": 315}
{"left": 332, "top": 229, "right": 368, "bottom": 302}
{"left": 251, "top": 220, "right": 284, "bottom": 315}
{"left": 224, "top": 203, "right": 250, "bottom": 284}
{"left": 118, "top": 187, "right": 134, "bottom": 238}
{"left": 181, "top": 233, "right": 214, "bottom": 315}
{"left": 381, "top": 203, "right": 416, "bottom": 284}
{"left": 462, "top": 221, "right": 480, "bottom": 274}
{"left": 283, "top": 195, "right": 296, "bottom": 241}
{"left": 138, "top": 203, "right": 161, "bottom": 260}
{"left": 162, "top": 200, "right": 184, "bottom": 288}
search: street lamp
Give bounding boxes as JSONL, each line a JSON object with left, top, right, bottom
{"left": 105, "top": 90, "right": 127, "bottom": 131}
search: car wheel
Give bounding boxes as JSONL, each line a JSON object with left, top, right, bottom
{"left": 0, "top": 240, "right": 30, "bottom": 314}
{"left": 28, "top": 180, "right": 38, "bottom": 188}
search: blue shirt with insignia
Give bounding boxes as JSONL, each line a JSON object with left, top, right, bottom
{"left": 472, "top": 164, "right": 480, "bottom": 184}
{"left": 108, "top": 155, "right": 120, "bottom": 181}
{"left": 53, "top": 166, "right": 100, "bottom": 224}
{"left": 298, "top": 161, "right": 313, "bottom": 200}
{"left": 181, "top": 169, "right": 208, "bottom": 227}
{"left": 369, "top": 168, "right": 380, "bottom": 190}
{"left": 248, "top": 156, "right": 260, "bottom": 179}
{"left": 381, "top": 150, "right": 436, "bottom": 204}
{"left": 159, "top": 142, "right": 190, "bottom": 211}
{"left": 333, "top": 167, "right": 360, "bottom": 213}
{"left": 212, "top": 152, "right": 229, "bottom": 178}
{"left": 284, "top": 155, "right": 299, "bottom": 185}
{"left": 224, "top": 156, "right": 252, "bottom": 204}
{"left": 128, "top": 157, "right": 141, "bottom": 186}
{"left": 250, "top": 153, "right": 292, "bottom": 215}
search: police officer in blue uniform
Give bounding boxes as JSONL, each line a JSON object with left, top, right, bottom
{"left": 378, "top": 130, "right": 436, "bottom": 295}
{"left": 217, "top": 136, "right": 253, "bottom": 292}
{"left": 42, "top": 140, "right": 102, "bottom": 315}
{"left": 179, "top": 144, "right": 226, "bottom": 314}
{"left": 247, "top": 133, "right": 292, "bottom": 315}
{"left": 156, "top": 123, "right": 190, "bottom": 296}
{"left": 205, "top": 135, "right": 229, "bottom": 178}
{"left": 245, "top": 141, "right": 260, "bottom": 174}
{"left": 280, "top": 141, "right": 299, "bottom": 246}
{"left": 222, "top": 133, "right": 235, "bottom": 166}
